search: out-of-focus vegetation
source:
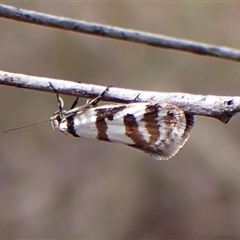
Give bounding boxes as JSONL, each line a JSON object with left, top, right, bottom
{"left": 1, "top": 2, "right": 240, "bottom": 238}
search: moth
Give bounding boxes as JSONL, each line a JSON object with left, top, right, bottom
{"left": 50, "top": 85, "right": 194, "bottom": 160}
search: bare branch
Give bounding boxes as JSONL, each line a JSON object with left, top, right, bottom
{"left": 0, "top": 4, "right": 240, "bottom": 62}
{"left": 0, "top": 70, "right": 239, "bottom": 124}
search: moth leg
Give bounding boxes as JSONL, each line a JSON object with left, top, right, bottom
{"left": 70, "top": 97, "right": 79, "bottom": 109}
{"left": 131, "top": 93, "right": 141, "bottom": 103}
{"left": 70, "top": 81, "right": 82, "bottom": 109}
{"left": 86, "top": 86, "right": 112, "bottom": 108}
{"left": 71, "top": 85, "right": 111, "bottom": 109}
{"left": 49, "top": 82, "right": 64, "bottom": 113}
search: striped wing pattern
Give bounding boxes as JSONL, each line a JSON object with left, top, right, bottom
{"left": 51, "top": 101, "right": 194, "bottom": 160}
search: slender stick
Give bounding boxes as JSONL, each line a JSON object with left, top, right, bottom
{"left": 0, "top": 4, "right": 240, "bottom": 62}
{"left": 0, "top": 70, "right": 239, "bottom": 124}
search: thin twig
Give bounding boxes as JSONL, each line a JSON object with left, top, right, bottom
{"left": 0, "top": 4, "right": 240, "bottom": 62}
{"left": 0, "top": 70, "right": 239, "bottom": 124}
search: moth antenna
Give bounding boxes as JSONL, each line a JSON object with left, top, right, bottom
{"left": 2, "top": 119, "right": 51, "bottom": 134}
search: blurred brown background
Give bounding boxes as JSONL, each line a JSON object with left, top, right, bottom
{"left": 1, "top": 2, "right": 240, "bottom": 238}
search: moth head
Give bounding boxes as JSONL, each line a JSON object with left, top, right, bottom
{"left": 50, "top": 111, "right": 61, "bottom": 130}
{"left": 50, "top": 96, "right": 68, "bottom": 131}
{"left": 49, "top": 82, "right": 65, "bottom": 130}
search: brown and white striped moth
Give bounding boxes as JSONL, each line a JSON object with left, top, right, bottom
{"left": 51, "top": 86, "right": 194, "bottom": 160}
